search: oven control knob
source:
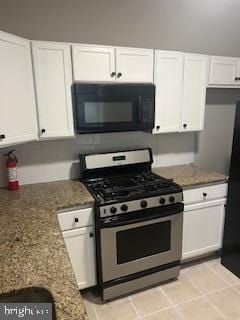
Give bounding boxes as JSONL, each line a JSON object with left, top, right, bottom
{"left": 110, "top": 206, "right": 117, "bottom": 214}
{"left": 140, "top": 200, "right": 148, "bottom": 208}
{"left": 121, "top": 204, "right": 128, "bottom": 212}
{"left": 169, "top": 196, "right": 175, "bottom": 203}
{"left": 159, "top": 197, "right": 166, "bottom": 205}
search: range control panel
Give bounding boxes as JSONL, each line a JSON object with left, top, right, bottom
{"left": 99, "top": 192, "right": 183, "bottom": 218}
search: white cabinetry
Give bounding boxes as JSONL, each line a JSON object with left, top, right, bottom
{"left": 72, "top": 45, "right": 153, "bottom": 83}
{"left": 63, "top": 226, "right": 96, "bottom": 289}
{"left": 181, "top": 54, "right": 208, "bottom": 132}
{"left": 32, "top": 42, "right": 74, "bottom": 140}
{"left": 153, "top": 51, "right": 183, "bottom": 133}
{"left": 72, "top": 45, "right": 115, "bottom": 82}
{"left": 58, "top": 206, "right": 96, "bottom": 290}
{"left": 154, "top": 51, "right": 208, "bottom": 133}
{"left": 0, "top": 31, "right": 37, "bottom": 147}
{"left": 208, "top": 56, "right": 240, "bottom": 87}
{"left": 115, "top": 47, "right": 153, "bottom": 83}
{"left": 182, "top": 183, "right": 227, "bottom": 261}
{"left": 182, "top": 199, "right": 225, "bottom": 260}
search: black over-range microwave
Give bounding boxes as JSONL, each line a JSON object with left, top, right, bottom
{"left": 73, "top": 83, "right": 155, "bottom": 134}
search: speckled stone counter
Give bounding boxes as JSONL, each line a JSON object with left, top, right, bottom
{"left": 0, "top": 180, "right": 94, "bottom": 320}
{"left": 153, "top": 164, "right": 228, "bottom": 188}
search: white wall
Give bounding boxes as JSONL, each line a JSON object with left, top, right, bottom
{"left": 0, "top": 132, "right": 195, "bottom": 187}
{"left": 195, "top": 89, "right": 240, "bottom": 175}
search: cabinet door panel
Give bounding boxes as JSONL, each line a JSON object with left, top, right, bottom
{"left": 0, "top": 31, "right": 37, "bottom": 147}
{"left": 153, "top": 51, "right": 183, "bottom": 133}
{"left": 182, "top": 200, "right": 225, "bottom": 260}
{"left": 72, "top": 45, "right": 115, "bottom": 82}
{"left": 116, "top": 47, "right": 153, "bottom": 83}
{"left": 63, "top": 226, "right": 96, "bottom": 289}
{"left": 181, "top": 54, "right": 208, "bottom": 132}
{"left": 209, "top": 56, "right": 240, "bottom": 86}
{"left": 32, "top": 42, "right": 74, "bottom": 139}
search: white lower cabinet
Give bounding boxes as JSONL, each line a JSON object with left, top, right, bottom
{"left": 58, "top": 206, "right": 96, "bottom": 290}
{"left": 182, "top": 198, "right": 226, "bottom": 261}
{"left": 62, "top": 226, "right": 96, "bottom": 290}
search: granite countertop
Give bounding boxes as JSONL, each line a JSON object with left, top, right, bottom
{"left": 153, "top": 164, "right": 228, "bottom": 188}
{"left": 0, "top": 180, "right": 94, "bottom": 320}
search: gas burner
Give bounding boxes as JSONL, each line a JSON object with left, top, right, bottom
{"left": 86, "top": 172, "right": 180, "bottom": 204}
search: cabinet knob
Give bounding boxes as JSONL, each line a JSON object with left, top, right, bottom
{"left": 183, "top": 124, "right": 187, "bottom": 129}
{"left": 89, "top": 232, "right": 94, "bottom": 238}
{"left": 117, "top": 72, "right": 122, "bottom": 78}
{"left": 203, "top": 192, "right": 207, "bottom": 197}
{"left": 0, "top": 134, "right": 6, "bottom": 139}
{"left": 41, "top": 129, "right": 46, "bottom": 133}
{"left": 235, "top": 77, "right": 240, "bottom": 81}
{"left": 111, "top": 72, "right": 116, "bottom": 77}
{"left": 74, "top": 217, "right": 79, "bottom": 223}
{"left": 156, "top": 126, "right": 160, "bottom": 130}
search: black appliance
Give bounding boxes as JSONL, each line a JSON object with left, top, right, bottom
{"left": 80, "top": 148, "right": 184, "bottom": 300}
{"left": 73, "top": 83, "right": 155, "bottom": 133}
{"left": 221, "top": 102, "right": 240, "bottom": 277}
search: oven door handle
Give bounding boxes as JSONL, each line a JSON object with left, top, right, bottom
{"left": 100, "top": 207, "right": 183, "bottom": 229}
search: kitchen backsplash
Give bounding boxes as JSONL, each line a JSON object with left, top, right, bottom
{"left": 0, "top": 131, "right": 195, "bottom": 187}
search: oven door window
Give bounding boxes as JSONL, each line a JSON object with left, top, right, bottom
{"left": 116, "top": 221, "right": 171, "bottom": 264}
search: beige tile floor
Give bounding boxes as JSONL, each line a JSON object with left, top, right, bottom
{"left": 82, "top": 257, "right": 240, "bottom": 320}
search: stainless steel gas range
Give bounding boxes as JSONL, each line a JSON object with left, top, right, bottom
{"left": 80, "top": 148, "right": 184, "bottom": 301}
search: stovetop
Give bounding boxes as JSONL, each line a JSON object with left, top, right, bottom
{"left": 84, "top": 171, "right": 182, "bottom": 204}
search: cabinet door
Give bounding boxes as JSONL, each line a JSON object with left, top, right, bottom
{"left": 153, "top": 51, "right": 183, "bottom": 133}
{"left": 181, "top": 54, "right": 208, "bottom": 132}
{"left": 116, "top": 47, "right": 153, "bottom": 83}
{"left": 208, "top": 56, "right": 240, "bottom": 86}
{"left": 0, "top": 31, "right": 37, "bottom": 147}
{"left": 72, "top": 45, "right": 115, "bottom": 82}
{"left": 63, "top": 226, "right": 96, "bottom": 289}
{"left": 182, "top": 200, "right": 226, "bottom": 261}
{"left": 32, "top": 42, "right": 74, "bottom": 139}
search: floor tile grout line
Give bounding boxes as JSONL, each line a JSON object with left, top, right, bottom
{"left": 205, "top": 261, "right": 240, "bottom": 287}
{"left": 204, "top": 294, "right": 228, "bottom": 320}
{"left": 139, "top": 306, "right": 175, "bottom": 319}
{"left": 128, "top": 296, "right": 141, "bottom": 319}
{"left": 173, "top": 305, "right": 185, "bottom": 320}
{"left": 83, "top": 297, "right": 100, "bottom": 320}
{"left": 158, "top": 286, "right": 174, "bottom": 306}
{"left": 91, "top": 303, "right": 100, "bottom": 320}
{"left": 182, "top": 266, "right": 229, "bottom": 320}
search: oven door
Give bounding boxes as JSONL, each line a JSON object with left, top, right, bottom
{"left": 100, "top": 209, "right": 183, "bottom": 282}
{"left": 73, "top": 84, "right": 155, "bottom": 133}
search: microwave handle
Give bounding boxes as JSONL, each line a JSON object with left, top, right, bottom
{"left": 138, "top": 96, "right": 142, "bottom": 122}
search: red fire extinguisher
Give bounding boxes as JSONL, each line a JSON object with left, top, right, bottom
{"left": 4, "top": 150, "right": 19, "bottom": 191}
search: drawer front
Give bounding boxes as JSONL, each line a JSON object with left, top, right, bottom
{"left": 58, "top": 207, "right": 93, "bottom": 231}
{"left": 183, "top": 183, "right": 227, "bottom": 205}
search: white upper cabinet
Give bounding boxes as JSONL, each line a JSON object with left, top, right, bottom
{"left": 32, "top": 41, "right": 74, "bottom": 140}
{"left": 72, "top": 45, "right": 153, "bottom": 83}
{"left": 153, "top": 52, "right": 208, "bottom": 134}
{"left": 208, "top": 56, "right": 240, "bottom": 86}
{"left": 115, "top": 47, "right": 153, "bottom": 83}
{"left": 72, "top": 45, "right": 115, "bottom": 82}
{"left": 0, "top": 31, "right": 37, "bottom": 147}
{"left": 181, "top": 54, "right": 208, "bottom": 132}
{"left": 153, "top": 51, "right": 183, "bottom": 133}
